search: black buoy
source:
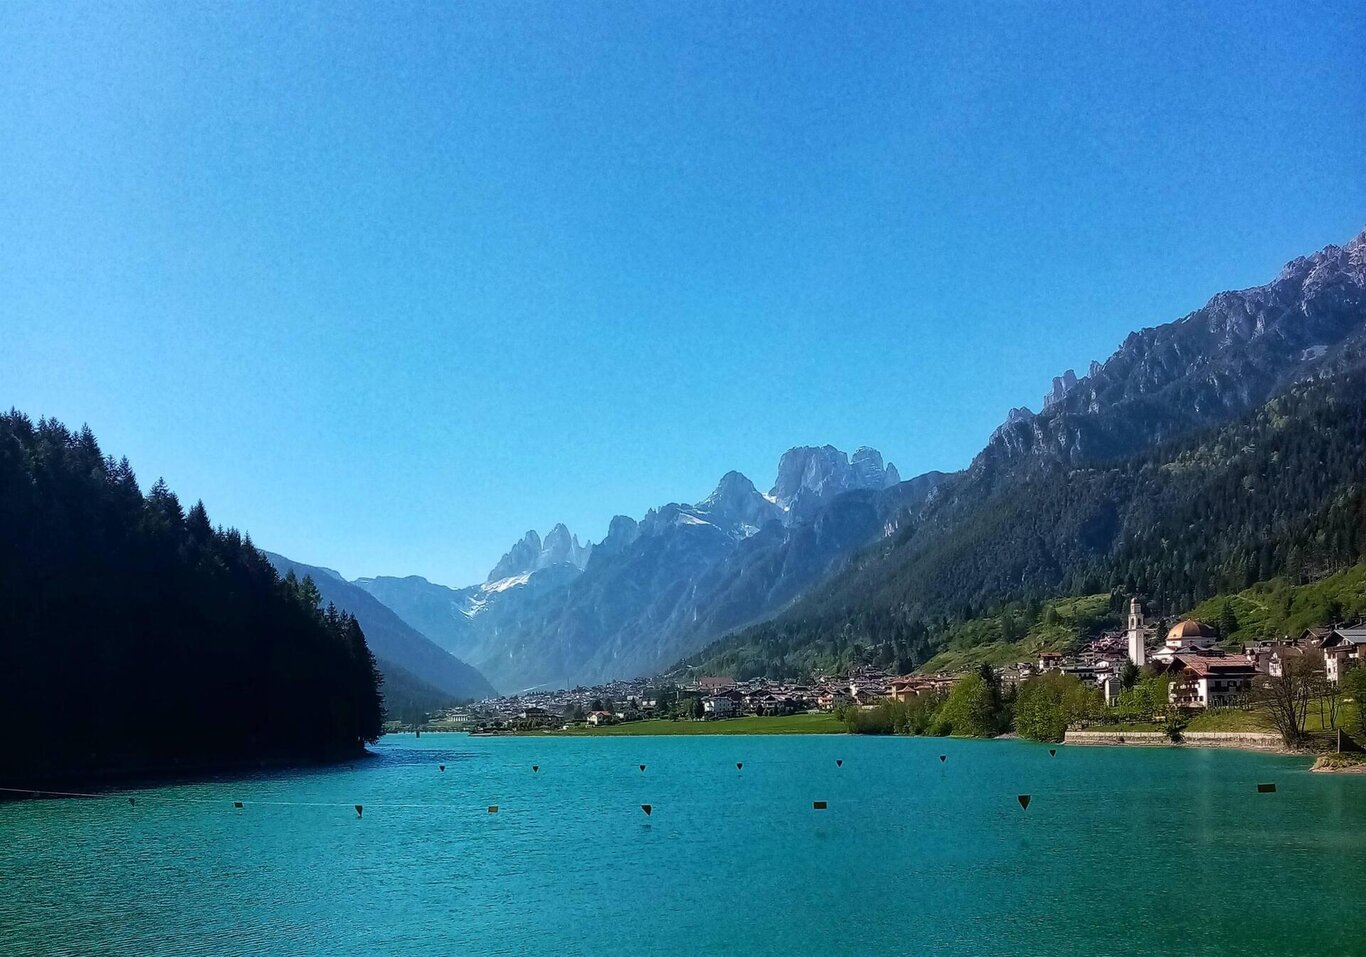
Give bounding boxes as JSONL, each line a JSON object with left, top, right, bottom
{"left": 835, "top": 759, "right": 843, "bottom": 768}
{"left": 1257, "top": 783, "right": 1276, "bottom": 794}
{"left": 938, "top": 754, "right": 947, "bottom": 763}
{"left": 1049, "top": 749, "right": 1057, "bottom": 757}
{"left": 355, "top": 804, "right": 364, "bottom": 819}
{"left": 532, "top": 765, "right": 539, "bottom": 773}
{"left": 415, "top": 730, "right": 420, "bottom": 738}
{"left": 1017, "top": 794, "right": 1031, "bottom": 811}
{"left": 488, "top": 805, "right": 498, "bottom": 813}
{"left": 639, "top": 764, "right": 646, "bottom": 772}
{"left": 812, "top": 800, "right": 828, "bottom": 810}
{"left": 128, "top": 797, "right": 135, "bottom": 807}
{"left": 439, "top": 764, "right": 446, "bottom": 772}
{"left": 233, "top": 801, "right": 244, "bottom": 809}
{"left": 736, "top": 762, "right": 743, "bottom": 771}
{"left": 640, "top": 804, "right": 653, "bottom": 816}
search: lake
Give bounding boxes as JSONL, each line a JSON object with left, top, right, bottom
{"left": 2, "top": 734, "right": 1363, "bottom": 956}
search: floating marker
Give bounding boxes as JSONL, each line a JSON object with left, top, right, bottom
{"left": 1257, "top": 783, "right": 1276, "bottom": 794}
{"left": 1017, "top": 794, "right": 1031, "bottom": 811}
{"left": 640, "top": 804, "right": 653, "bottom": 816}
{"left": 1049, "top": 749, "right": 1057, "bottom": 757}
{"left": 128, "top": 797, "right": 135, "bottom": 807}
{"left": 532, "top": 765, "right": 539, "bottom": 773}
{"left": 355, "top": 804, "right": 363, "bottom": 818}
{"left": 438, "top": 764, "right": 445, "bottom": 772}
{"left": 736, "top": 762, "right": 743, "bottom": 771}
{"left": 938, "top": 754, "right": 947, "bottom": 763}
{"left": 233, "top": 801, "right": 244, "bottom": 809}
{"left": 488, "top": 805, "right": 498, "bottom": 814}
{"left": 415, "top": 730, "right": 420, "bottom": 738}
{"left": 835, "top": 759, "right": 843, "bottom": 768}
{"left": 812, "top": 800, "right": 828, "bottom": 810}
{"left": 639, "top": 764, "right": 646, "bottom": 772}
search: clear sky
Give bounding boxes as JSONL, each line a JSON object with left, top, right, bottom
{"left": 2, "top": 1, "right": 1363, "bottom": 585}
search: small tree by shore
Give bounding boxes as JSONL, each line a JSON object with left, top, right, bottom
{"left": 1255, "top": 650, "right": 1322, "bottom": 748}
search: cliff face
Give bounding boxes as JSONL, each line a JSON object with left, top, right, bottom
{"left": 984, "top": 229, "right": 1366, "bottom": 472}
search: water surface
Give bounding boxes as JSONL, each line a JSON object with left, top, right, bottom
{"left": 3, "top": 734, "right": 1362, "bottom": 956}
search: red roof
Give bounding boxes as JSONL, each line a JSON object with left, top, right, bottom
{"left": 1172, "top": 654, "right": 1255, "bottom": 677}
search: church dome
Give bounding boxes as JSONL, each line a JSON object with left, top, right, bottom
{"left": 1167, "top": 619, "right": 1216, "bottom": 641}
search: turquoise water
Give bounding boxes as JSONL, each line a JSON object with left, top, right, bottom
{"left": 2, "top": 734, "right": 1363, "bottom": 956}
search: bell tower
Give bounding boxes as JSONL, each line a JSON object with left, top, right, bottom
{"left": 1127, "top": 597, "right": 1148, "bottom": 667}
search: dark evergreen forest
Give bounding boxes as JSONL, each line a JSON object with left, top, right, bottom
{"left": 0, "top": 412, "right": 384, "bottom": 786}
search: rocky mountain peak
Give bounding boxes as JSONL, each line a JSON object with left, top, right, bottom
{"left": 487, "top": 524, "right": 591, "bottom": 582}
{"left": 1042, "top": 369, "right": 1080, "bottom": 409}
{"left": 769, "top": 444, "right": 902, "bottom": 521}
{"left": 699, "top": 470, "right": 783, "bottom": 536}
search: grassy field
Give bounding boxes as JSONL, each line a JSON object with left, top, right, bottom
{"left": 522, "top": 713, "right": 845, "bottom": 736}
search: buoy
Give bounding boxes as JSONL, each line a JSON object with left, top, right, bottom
{"left": 1049, "top": 749, "right": 1057, "bottom": 757}
{"left": 1017, "top": 794, "right": 1031, "bottom": 811}
{"left": 233, "top": 801, "right": 244, "bottom": 809}
{"left": 355, "top": 804, "right": 364, "bottom": 818}
{"left": 835, "top": 759, "right": 843, "bottom": 768}
{"left": 128, "top": 797, "right": 135, "bottom": 807}
{"left": 812, "top": 800, "right": 828, "bottom": 810}
{"left": 532, "top": 765, "right": 539, "bottom": 773}
{"left": 415, "top": 730, "right": 420, "bottom": 738}
{"left": 439, "top": 764, "right": 445, "bottom": 772}
{"left": 736, "top": 762, "right": 743, "bottom": 770}
{"left": 639, "top": 764, "right": 646, "bottom": 772}
{"left": 640, "top": 804, "right": 653, "bottom": 816}
{"left": 1257, "top": 783, "right": 1276, "bottom": 794}
{"left": 938, "top": 754, "right": 946, "bottom": 763}
{"left": 488, "top": 805, "right": 498, "bottom": 813}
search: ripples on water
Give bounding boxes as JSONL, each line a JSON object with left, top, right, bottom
{"left": 2, "top": 734, "right": 1363, "bottom": 957}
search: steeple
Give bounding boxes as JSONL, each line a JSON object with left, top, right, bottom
{"left": 1127, "top": 597, "right": 1149, "bottom": 667}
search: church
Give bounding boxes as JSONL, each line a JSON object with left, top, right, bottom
{"left": 1125, "top": 598, "right": 1256, "bottom": 709}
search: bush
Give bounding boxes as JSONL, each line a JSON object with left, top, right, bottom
{"left": 1015, "top": 672, "right": 1104, "bottom": 742}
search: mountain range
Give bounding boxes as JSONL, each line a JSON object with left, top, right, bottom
{"left": 280, "top": 226, "right": 1366, "bottom": 701}
{"left": 687, "top": 227, "right": 1366, "bottom": 676}
{"left": 351, "top": 445, "right": 937, "bottom": 692}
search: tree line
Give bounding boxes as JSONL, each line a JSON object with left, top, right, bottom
{"left": 0, "top": 412, "right": 384, "bottom": 785}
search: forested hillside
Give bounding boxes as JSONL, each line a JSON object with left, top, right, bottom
{"left": 0, "top": 414, "right": 384, "bottom": 785}
{"left": 684, "top": 362, "right": 1366, "bottom": 678}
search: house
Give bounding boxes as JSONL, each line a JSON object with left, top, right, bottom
{"left": 1100, "top": 673, "right": 1124, "bottom": 707}
{"left": 702, "top": 695, "right": 736, "bottom": 717}
{"left": 818, "top": 690, "right": 853, "bottom": 711}
{"left": 1244, "top": 640, "right": 1300, "bottom": 674}
{"left": 1321, "top": 629, "right": 1366, "bottom": 683}
{"left": 586, "top": 710, "right": 615, "bottom": 727}
{"left": 1038, "top": 651, "right": 1064, "bottom": 672}
{"left": 1157, "top": 655, "right": 1256, "bottom": 709}
{"left": 1268, "top": 646, "right": 1307, "bottom": 679}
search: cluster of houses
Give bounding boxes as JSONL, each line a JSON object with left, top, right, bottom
{"left": 442, "top": 597, "right": 1364, "bottom": 732}
{"left": 1021, "top": 598, "right": 1366, "bottom": 711}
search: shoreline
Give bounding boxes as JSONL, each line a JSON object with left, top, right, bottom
{"left": 0, "top": 747, "right": 375, "bottom": 802}
{"left": 1063, "top": 729, "right": 1293, "bottom": 754}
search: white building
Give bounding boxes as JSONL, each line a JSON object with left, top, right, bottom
{"left": 702, "top": 695, "right": 736, "bottom": 717}
{"left": 1127, "top": 597, "right": 1153, "bottom": 667}
{"left": 1158, "top": 654, "right": 1257, "bottom": 709}
{"left": 1322, "top": 629, "right": 1366, "bottom": 684}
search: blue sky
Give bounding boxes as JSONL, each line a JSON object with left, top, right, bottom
{"left": 2, "top": 1, "right": 1363, "bottom": 585}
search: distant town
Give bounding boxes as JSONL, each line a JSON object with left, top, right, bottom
{"left": 429, "top": 597, "right": 1366, "bottom": 741}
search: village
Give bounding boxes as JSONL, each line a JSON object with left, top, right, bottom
{"left": 438, "top": 598, "right": 1366, "bottom": 738}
